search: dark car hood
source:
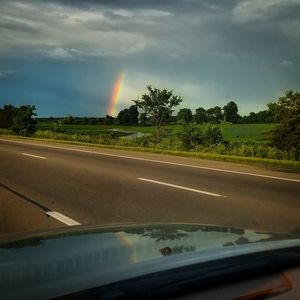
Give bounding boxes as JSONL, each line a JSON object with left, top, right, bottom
{"left": 1, "top": 223, "right": 300, "bottom": 300}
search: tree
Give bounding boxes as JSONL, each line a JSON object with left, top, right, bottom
{"left": 207, "top": 106, "right": 222, "bottom": 123}
{"left": 105, "top": 115, "right": 114, "bottom": 125}
{"left": 63, "top": 115, "right": 75, "bottom": 125}
{"left": 0, "top": 104, "right": 18, "bottom": 128}
{"left": 177, "top": 108, "right": 193, "bottom": 124}
{"left": 88, "top": 117, "right": 99, "bottom": 125}
{"left": 256, "top": 110, "right": 274, "bottom": 123}
{"left": 243, "top": 112, "right": 257, "bottom": 123}
{"left": 117, "top": 108, "right": 130, "bottom": 125}
{"left": 117, "top": 105, "right": 139, "bottom": 125}
{"left": 223, "top": 101, "right": 239, "bottom": 123}
{"left": 161, "top": 106, "right": 172, "bottom": 124}
{"left": 268, "top": 90, "right": 300, "bottom": 159}
{"left": 242, "top": 109, "right": 276, "bottom": 124}
{"left": 266, "top": 102, "right": 278, "bottom": 123}
{"left": 12, "top": 105, "right": 37, "bottom": 136}
{"left": 194, "top": 107, "right": 207, "bottom": 124}
{"left": 133, "top": 85, "right": 183, "bottom": 142}
{"left": 128, "top": 105, "right": 139, "bottom": 124}
{"left": 139, "top": 112, "right": 148, "bottom": 126}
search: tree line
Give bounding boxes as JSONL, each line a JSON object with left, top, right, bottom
{"left": 117, "top": 100, "right": 276, "bottom": 126}
{"left": 37, "top": 96, "right": 277, "bottom": 127}
{"left": 44, "top": 102, "right": 275, "bottom": 127}
{"left": 178, "top": 102, "right": 276, "bottom": 124}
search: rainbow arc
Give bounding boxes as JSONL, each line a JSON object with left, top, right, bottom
{"left": 107, "top": 72, "right": 124, "bottom": 116}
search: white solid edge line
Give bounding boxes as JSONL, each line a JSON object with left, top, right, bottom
{"left": 1, "top": 138, "right": 299, "bottom": 183}
{"left": 21, "top": 152, "right": 47, "bottom": 159}
{"left": 138, "top": 178, "right": 224, "bottom": 197}
{"left": 46, "top": 211, "right": 81, "bottom": 226}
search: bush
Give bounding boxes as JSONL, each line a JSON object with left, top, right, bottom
{"left": 11, "top": 105, "right": 37, "bottom": 136}
{"left": 203, "top": 124, "right": 224, "bottom": 145}
{"left": 51, "top": 121, "right": 66, "bottom": 133}
{"left": 0, "top": 128, "right": 12, "bottom": 135}
{"left": 178, "top": 123, "right": 223, "bottom": 150}
{"left": 267, "top": 90, "right": 300, "bottom": 160}
{"left": 178, "top": 123, "right": 204, "bottom": 150}
{"left": 156, "top": 137, "right": 181, "bottom": 151}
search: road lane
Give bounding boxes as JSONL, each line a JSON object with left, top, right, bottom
{"left": 138, "top": 178, "right": 225, "bottom": 197}
{"left": 1, "top": 138, "right": 300, "bottom": 234}
{"left": 0, "top": 186, "right": 62, "bottom": 235}
{"left": 21, "top": 153, "right": 48, "bottom": 159}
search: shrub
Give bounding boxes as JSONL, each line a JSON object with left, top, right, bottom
{"left": 179, "top": 123, "right": 224, "bottom": 150}
{"left": 51, "top": 121, "right": 66, "bottom": 133}
{"left": 12, "top": 105, "right": 37, "bottom": 136}
{"left": 178, "top": 123, "right": 204, "bottom": 150}
{"left": 203, "top": 124, "right": 224, "bottom": 145}
{"left": 267, "top": 90, "right": 300, "bottom": 160}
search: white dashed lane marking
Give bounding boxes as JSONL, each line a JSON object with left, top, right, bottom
{"left": 21, "top": 152, "right": 47, "bottom": 160}
{"left": 138, "top": 177, "right": 225, "bottom": 197}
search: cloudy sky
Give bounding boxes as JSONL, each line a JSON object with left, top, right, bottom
{"left": 0, "top": 0, "right": 299, "bottom": 117}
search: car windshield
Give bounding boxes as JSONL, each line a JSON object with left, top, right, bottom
{"left": 0, "top": 0, "right": 300, "bottom": 299}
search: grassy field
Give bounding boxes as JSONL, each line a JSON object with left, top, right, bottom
{"left": 221, "top": 123, "right": 275, "bottom": 142}
{"left": 37, "top": 122, "right": 276, "bottom": 143}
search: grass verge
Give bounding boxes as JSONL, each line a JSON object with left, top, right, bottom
{"left": 1, "top": 133, "right": 300, "bottom": 171}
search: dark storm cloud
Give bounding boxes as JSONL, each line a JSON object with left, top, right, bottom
{"left": 46, "top": 0, "right": 234, "bottom": 10}
{"left": 0, "top": 0, "right": 299, "bottom": 116}
{"left": 2, "top": 0, "right": 299, "bottom": 59}
{"left": 0, "top": 18, "right": 40, "bottom": 33}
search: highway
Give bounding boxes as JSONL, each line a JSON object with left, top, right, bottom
{"left": 1, "top": 137, "right": 300, "bottom": 236}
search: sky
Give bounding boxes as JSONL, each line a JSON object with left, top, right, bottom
{"left": 0, "top": 0, "right": 299, "bottom": 117}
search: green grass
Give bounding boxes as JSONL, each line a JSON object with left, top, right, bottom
{"left": 37, "top": 122, "right": 277, "bottom": 142}
{"left": 221, "top": 123, "right": 276, "bottom": 142}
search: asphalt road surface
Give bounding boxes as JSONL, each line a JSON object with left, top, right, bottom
{"left": 1, "top": 138, "right": 300, "bottom": 236}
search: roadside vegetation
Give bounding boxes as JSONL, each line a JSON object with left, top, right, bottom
{"left": 0, "top": 104, "right": 36, "bottom": 135}
{"left": 0, "top": 89, "right": 299, "bottom": 166}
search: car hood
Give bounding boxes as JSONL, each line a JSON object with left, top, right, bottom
{"left": 1, "top": 223, "right": 300, "bottom": 299}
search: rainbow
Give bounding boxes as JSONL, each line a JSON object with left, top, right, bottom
{"left": 115, "top": 231, "right": 138, "bottom": 263}
{"left": 107, "top": 72, "right": 124, "bottom": 116}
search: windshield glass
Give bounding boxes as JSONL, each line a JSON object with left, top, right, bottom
{"left": 0, "top": 0, "right": 300, "bottom": 298}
